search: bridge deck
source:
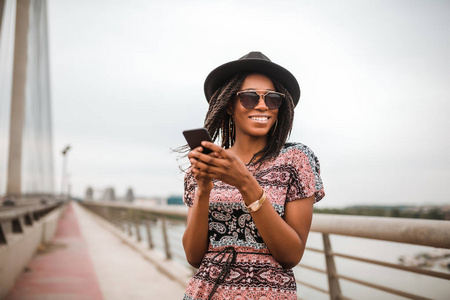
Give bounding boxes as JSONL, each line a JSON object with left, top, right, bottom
{"left": 6, "top": 202, "right": 186, "bottom": 300}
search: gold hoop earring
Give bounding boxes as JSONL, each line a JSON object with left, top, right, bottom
{"left": 229, "top": 117, "right": 235, "bottom": 142}
{"left": 271, "top": 119, "right": 278, "bottom": 137}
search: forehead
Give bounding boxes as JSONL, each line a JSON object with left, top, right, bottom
{"left": 240, "top": 73, "right": 275, "bottom": 90}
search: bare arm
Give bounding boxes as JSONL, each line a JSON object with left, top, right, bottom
{"left": 182, "top": 189, "right": 210, "bottom": 268}
{"left": 182, "top": 147, "right": 214, "bottom": 268}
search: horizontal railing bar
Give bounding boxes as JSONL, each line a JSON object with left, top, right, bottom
{"left": 295, "top": 279, "right": 329, "bottom": 294}
{"left": 84, "top": 202, "right": 450, "bottom": 249}
{"left": 311, "top": 214, "right": 450, "bottom": 249}
{"left": 83, "top": 201, "right": 188, "bottom": 218}
{"left": 305, "top": 247, "right": 450, "bottom": 280}
{"left": 297, "top": 263, "right": 327, "bottom": 274}
{"left": 305, "top": 246, "right": 323, "bottom": 253}
{"left": 336, "top": 273, "right": 433, "bottom": 300}
{"left": 331, "top": 251, "right": 450, "bottom": 280}
{"left": 165, "top": 219, "right": 187, "bottom": 225}
{"left": 0, "top": 202, "right": 61, "bottom": 221}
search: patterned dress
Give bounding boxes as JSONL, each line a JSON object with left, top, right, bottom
{"left": 183, "top": 143, "right": 325, "bottom": 300}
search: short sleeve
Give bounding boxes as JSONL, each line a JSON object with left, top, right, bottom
{"left": 285, "top": 144, "right": 325, "bottom": 203}
{"left": 183, "top": 170, "right": 197, "bottom": 207}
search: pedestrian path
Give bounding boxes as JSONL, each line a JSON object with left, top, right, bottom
{"left": 6, "top": 202, "right": 186, "bottom": 300}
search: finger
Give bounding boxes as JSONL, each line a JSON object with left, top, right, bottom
{"left": 192, "top": 168, "right": 215, "bottom": 180}
{"left": 201, "top": 142, "right": 228, "bottom": 158}
{"left": 189, "top": 158, "right": 197, "bottom": 167}
{"left": 188, "top": 146, "right": 204, "bottom": 159}
{"left": 192, "top": 158, "right": 216, "bottom": 172}
{"left": 190, "top": 157, "right": 211, "bottom": 170}
{"left": 191, "top": 150, "right": 222, "bottom": 167}
{"left": 187, "top": 151, "right": 196, "bottom": 160}
{"left": 194, "top": 165, "right": 224, "bottom": 182}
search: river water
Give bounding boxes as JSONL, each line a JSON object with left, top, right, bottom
{"left": 140, "top": 220, "right": 449, "bottom": 300}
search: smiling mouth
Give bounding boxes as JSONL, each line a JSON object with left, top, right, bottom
{"left": 249, "top": 116, "right": 270, "bottom": 122}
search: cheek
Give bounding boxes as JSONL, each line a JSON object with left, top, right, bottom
{"left": 273, "top": 110, "right": 279, "bottom": 122}
{"left": 233, "top": 112, "right": 246, "bottom": 127}
{"left": 231, "top": 102, "right": 246, "bottom": 120}
{"left": 234, "top": 99, "right": 243, "bottom": 113}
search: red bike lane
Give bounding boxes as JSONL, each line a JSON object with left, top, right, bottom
{"left": 6, "top": 202, "right": 104, "bottom": 300}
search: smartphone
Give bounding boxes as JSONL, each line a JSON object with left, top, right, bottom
{"left": 183, "top": 128, "right": 213, "bottom": 154}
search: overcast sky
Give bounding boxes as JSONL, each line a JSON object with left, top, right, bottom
{"left": 47, "top": 0, "right": 450, "bottom": 208}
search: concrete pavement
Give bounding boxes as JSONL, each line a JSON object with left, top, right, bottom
{"left": 6, "top": 202, "right": 186, "bottom": 299}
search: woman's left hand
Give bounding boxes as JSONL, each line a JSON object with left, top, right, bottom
{"left": 188, "top": 141, "right": 252, "bottom": 190}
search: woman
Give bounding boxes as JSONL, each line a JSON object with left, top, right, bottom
{"left": 182, "top": 52, "right": 324, "bottom": 299}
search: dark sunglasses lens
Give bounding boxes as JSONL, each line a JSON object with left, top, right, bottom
{"left": 239, "top": 92, "right": 259, "bottom": 109}
{"left": 265, "top": 93, "right": 283, "bottom": 109}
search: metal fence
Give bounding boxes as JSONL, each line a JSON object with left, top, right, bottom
{"left": 81, "top": 201, "right": 450, "bottom": 300}
{"left": 0, "top": 200, "right": 63, "bottom": 245}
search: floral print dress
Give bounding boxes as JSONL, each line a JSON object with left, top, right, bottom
{"left": 183, "top": 143, "right": 325, "bottom": 300}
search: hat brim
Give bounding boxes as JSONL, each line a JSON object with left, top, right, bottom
{"left": 204, "top": 58, "right": 300, "bottom": 107}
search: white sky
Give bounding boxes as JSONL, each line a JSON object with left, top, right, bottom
{"left": 47, "top": 0, "right": 450, "bottom": 207}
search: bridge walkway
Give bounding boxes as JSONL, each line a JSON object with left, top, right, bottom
{"left": 6, "top": 202, "right": 186, "bottom": 300}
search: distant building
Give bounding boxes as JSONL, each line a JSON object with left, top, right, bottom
{"left": 125, "top": 188, "right": 134, "bottom": 202}
{"left": 103, "top": 187, "right": 116, "bottom": 201}
{"left": 85, "top": 187, "right": 94, "bottom": 201}
{"left": 167, "top": 195, "right": 183, "bottom": 205}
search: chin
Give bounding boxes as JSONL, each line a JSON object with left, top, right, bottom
{"left": 248, "top": 128, "right": 271, "bottom": 137}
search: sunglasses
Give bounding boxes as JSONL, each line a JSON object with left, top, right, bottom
{"left": 236, "top": 90, "right": 285, "bottom": 110}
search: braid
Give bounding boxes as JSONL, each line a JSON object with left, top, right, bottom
{"left": 204, "top": 73, "right": 247, "bottom": 148}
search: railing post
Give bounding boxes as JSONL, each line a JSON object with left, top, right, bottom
{"left": 0, "top": 223, "right": 7, "bottom": 244}
{"left": 101, "top": 206, "right": 109, "bottom": 221}
{"left": 24, "top": 213, "right": 33, "bottom": 225}
{"left": 323, "top": 233, "right": 342, "bottom": 300}
{"left": 161, "top": 216, "right": 172, "bottom": 260}
{"left": 120, "top": 209, "right": 127, "bottom": 232}
{"left": 105, "top": 206, "right": 112, "bottom": 223}
{"left": 145, "top": 221, "right": 154, "bottom": 249}
{"left": 134, "top": 211, "right": 142, "bottom": 242}
{"left": 112, "top": 207, "right": 123, "bottom": 230}
{"left": 126, "top": 210, "right": 133, "bottom": 237}
{"left": 12, "top": 218, "right": 23, "bottom": 233}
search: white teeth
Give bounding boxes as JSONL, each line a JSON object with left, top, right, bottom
{"left": 250, "top": 117, "right": 268, "bottom": 121}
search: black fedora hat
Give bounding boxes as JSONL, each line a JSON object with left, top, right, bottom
{"left": 204, "top": 51, "right": 300, "bottom": 107}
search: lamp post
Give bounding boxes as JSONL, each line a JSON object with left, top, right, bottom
{"left": 61, "top": 145, "right": 71, "bottom": 200}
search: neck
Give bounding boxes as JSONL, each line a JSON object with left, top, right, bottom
{"left": 230, "top": 132, "right": 267, "bottom": 164}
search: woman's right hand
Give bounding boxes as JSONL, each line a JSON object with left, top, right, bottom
{"left": 188, "top": 146, "right": 214, "bottom": 192}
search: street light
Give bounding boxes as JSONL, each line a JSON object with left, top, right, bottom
{"left": 61, "top": 145, "right": 71, "bottom": 200}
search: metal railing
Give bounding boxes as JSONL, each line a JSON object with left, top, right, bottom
{"left": 303, "top": 215, "right": 450, "bottom": 300}
{"left": 80, "top": 201, "right": 450, "bottom": 300}
{"left": 0, "top": 200, "right": 64, "bottom": 245}
{"left": 81, "top": 202, "right": 188, "bottom": 263}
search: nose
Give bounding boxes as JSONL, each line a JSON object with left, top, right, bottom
{"left": 254, "top": 94, "right": 268, "bottom": 110}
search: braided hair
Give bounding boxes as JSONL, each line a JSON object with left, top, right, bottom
{"left": 204, "top": 73, "right": 295, "bottom": 166}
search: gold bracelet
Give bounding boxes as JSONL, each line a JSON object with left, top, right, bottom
{"left": 244, "top": 189, "right": 266, "bottom": 213}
